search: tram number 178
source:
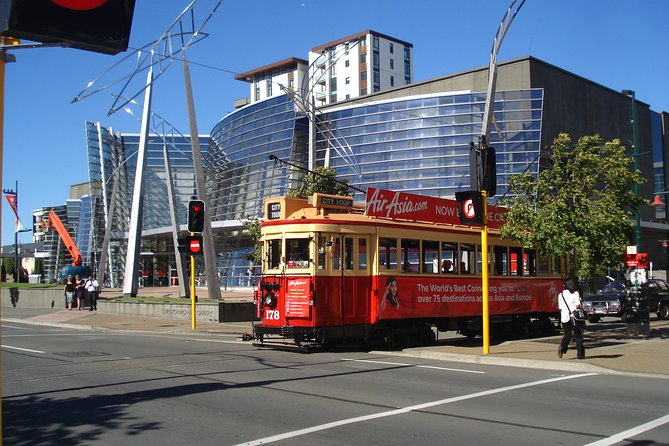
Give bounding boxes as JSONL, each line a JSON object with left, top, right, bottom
{"left": 265, "top": 309, "right": 280, "bottom": 320}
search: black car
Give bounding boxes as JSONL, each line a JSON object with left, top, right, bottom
{"left": 642, "top": 278, "right": 669, "bottom": 320}
{"left": 582, "top": 281, "right": 626, "bottom": 322}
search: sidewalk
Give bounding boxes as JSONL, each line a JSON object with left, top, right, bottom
{"left": 3, "top": 300, "right": 668, "bottom": 378}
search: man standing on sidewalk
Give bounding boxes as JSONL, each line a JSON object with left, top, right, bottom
{"left": 85, "top": 276, "right": 99, "bottom": 311}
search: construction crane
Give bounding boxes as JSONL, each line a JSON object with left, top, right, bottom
{"left": 41, "top": 209, "right": 91, "bottom": 280}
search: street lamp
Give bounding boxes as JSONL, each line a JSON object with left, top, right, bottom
{"left": 622, "top": 89, "right": 640, "bottom": 248}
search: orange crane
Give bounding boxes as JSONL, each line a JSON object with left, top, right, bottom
{"left": 41, "top": 209, "right": 90, "bottom": 279}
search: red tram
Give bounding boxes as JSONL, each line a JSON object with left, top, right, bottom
{"left": 253, "top": 189, "right": 565, "bottom": 347}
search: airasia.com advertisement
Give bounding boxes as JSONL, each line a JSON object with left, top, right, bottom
{"left": 365, "top": 187, "right": 505, "bottom": 229}
{"left": 377, "top": 276, "right": 560, "bottom": 319}
{"left": 285, "top": 278, "right": 311, "bottom": 318}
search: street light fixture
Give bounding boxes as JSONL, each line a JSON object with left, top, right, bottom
{"left": 622, "top": 89, "right": 640, "bottom": 248}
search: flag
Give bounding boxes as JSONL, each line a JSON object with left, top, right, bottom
{"left": 4, "top": 192, "right": 25, "bottom": 232}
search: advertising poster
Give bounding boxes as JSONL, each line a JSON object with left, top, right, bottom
{"left": 285, "top": 278, "right": 311, "bottom": 318}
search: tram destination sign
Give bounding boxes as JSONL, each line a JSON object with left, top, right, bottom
{"left": 313, "top": 193, "right": 354, "bottom": 210}
{"left": 364, "top": 187, "right": 505, "bottom": 229}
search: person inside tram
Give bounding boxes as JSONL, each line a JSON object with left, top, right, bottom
{"left": 442, "top": 259, "right": 454, "bottom": 273}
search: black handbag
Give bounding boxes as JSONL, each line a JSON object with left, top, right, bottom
{"left": 561, "top": 292, "right": 587, "bottom": 323}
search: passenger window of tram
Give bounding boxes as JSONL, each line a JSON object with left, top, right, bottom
{"left": 401, "top": 239, "right": 420, "bottom": 273}
{"left": 460, "top": 243, "right": 475, "bottom": 274}
{"left": 494, "top": 246, "right": 508, "bottom": 276}
{"left": 333, "top": 237, "right": 341, "bottom": 270}
{"left": 379, "top": 237, "right": 398, "bottom": 270}
{"left": 538, "top": 256, "right": 550, "bottom": 275}
{"left": 267, "top": 239, "right": 282, "bottom": 270}
{"left": 441, "top": 242, "right": 457, "bottom": 273}
{"left": 551, "top": 256, "right": 562, "bottom": 275}
{"left": 510, "top": 247, "right": 523, "bottom": 275}
{"left": 525, "top": 250, "right": 537, "bottom": 276}
{"left": 286, "top": 238, "right": 309, "bottom": 268}
{"left": 358, "top": 238, "right": 368, "bottom": 270}
{"left": 344, "top": 238, "right": 354, "bottom": 270}
{"left": 422, "top": 240, "right": 439, "bottom": 274}
{"left": 317, "top": 236, "right": 326, "bottom": 270}
{"left": 477, "top": 245, "right": 489, "bottom": 275}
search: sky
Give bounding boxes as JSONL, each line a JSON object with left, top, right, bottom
{"left": 2, "top": 0, "right": 668, "bottom": 246}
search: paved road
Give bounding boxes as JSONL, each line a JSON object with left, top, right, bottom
{"left": 3, "top": 320, "right": 668, "bottom": 446}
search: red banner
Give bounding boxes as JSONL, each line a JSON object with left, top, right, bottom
{"left": 364, "top": 188, "right": 505, "bottom": 229}
{"left": 4, "top": 193, "right": 24, "bottom": 232}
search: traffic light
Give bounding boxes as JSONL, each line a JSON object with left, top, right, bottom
{"left": 0, "top": 0, "right": 135, "bottom": 55}
{"left": 186, "top": 235, "right": 203, "bottom": 256}
{"left": 187, "top": 200, "right": 205, "bottom": 233}
{"left": 482, "top": 146, "right": 497, "bottom": 197}
{"left": 455, "top": 191, "right": 485, "bottom": 226}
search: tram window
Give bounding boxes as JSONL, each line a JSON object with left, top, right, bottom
{"left": 344, "top": 237, "right": 354, "bottom": 270}
{"left": 379, "top": 237, "right": 398, "bottom": 270}
{"left": 551, "top": 256, "right": 562, "bottom": 275}
{"left": 477, "top": 245, "right": 489, "bottom": 274}
{"left": 401, "top": 239, "right": 420, "bottom": 273}
{"left": 525, "top": 250, "right": 537, "bottom": 276}
{"left": 441, "top": 242, "right": 457, "bottom": 273}
{"left": 286, "top": 238, "right": 309, "bottom": 268}
{"left": 510, "top": 247, "right": 523, "bottom": 275}
{"left": 267, "top": 239, "right": 282, "bottom": 269}
{"left": 538, "top": 256, "right": 550, "bottom": 274}
{"left": 317, "top": 236, "right": 326, "bottom": 270}
{"left": 460, "top": 243, "right": 475, "bottom": 274}
{"left": 333, "top": 237, "right": 341, "bottom": 270}
{"left": 422, "top": 240, "right": 439, "bottom": 274}
{"left": 358, "top": 238, "right": 368, "bottom": 270}
{"left": 494, "top": 246, "right": 508, "bottom": 276}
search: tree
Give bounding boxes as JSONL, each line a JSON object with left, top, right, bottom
{"left": 287, "top": 166, "right": 350, "bottom": 199}
{"left": 243, "top": 216, "right": 262, "bottom": 264}
{"left": 499, "top": 133, "right": 647, "bottom": 278}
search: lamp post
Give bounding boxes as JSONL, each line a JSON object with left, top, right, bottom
{"left": 622, "top": 89, "right": 640, "bottom": 248}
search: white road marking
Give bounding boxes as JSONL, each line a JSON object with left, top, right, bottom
{"left": 342, "top": 358, "right": 485, "bottom": 374}
{"left": 1, "top": 345, "right": 46, "bottom": 354}
{"left": 233, "top": 372, "right": 598, "bottom": 446}
{"left": 583, "top": 413, "right": 669, "bottom": 446}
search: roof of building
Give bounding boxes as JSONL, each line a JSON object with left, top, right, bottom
{"left": 311, "top": 29, "right": 413, "bottom": 53}
{"left": 234, "top": 57, "right": 309, "bottom": 82}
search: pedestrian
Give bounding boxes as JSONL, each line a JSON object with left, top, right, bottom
{"left": 85, "top": 275, "right": 99, "bottom": 311}
{"left": 64, "top": 275, "right": 75, "bottom": 310}
{"left": 558, "top": 279, "right": 585, "bottom": 359}
{"left": 75, "top": 274, "right": 85, "bottom": 310}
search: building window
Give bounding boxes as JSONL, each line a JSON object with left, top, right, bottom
{"left": 345, "top": 60, "right": 350, "bottom": 67}
{"left": 360, "top": 54, "right": 366, "bottom": 64}
{"left": 390, "top": 42, "right": 394, "bottom": 54}
{"left": 345, "top": 77, "right": 350, "bottom": 85}
{"left": 360, "top": 71, "right": 367, "bottom": 81}
{"left": 266, "top": 81, "right": 272, "bottom": 97}
{"left": 390, "top": 75, "right": 394, "bottom": 87}
{"left": 404, "top": 45, "right": 410, "bottom": 59}
{"left": 390, "top": 59, "right": 394, "bottom": 70}
{"left": 373, "top": 35, "right": 379, "bottom": 50}
{"left": 254, "top": 81, "right": 260, "bottom": 101}
{"left": 345, "top": 94, "right": 350, "bottom": 100}
{"left": 360, "top": 88, "right": 367, "bottom": 95}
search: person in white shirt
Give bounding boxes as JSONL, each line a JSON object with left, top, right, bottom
{"left": 85, "top": 276, "right": 99, "bottom": 311}
{"left": 557, "top": 279, "right": 585, "bottom": 359}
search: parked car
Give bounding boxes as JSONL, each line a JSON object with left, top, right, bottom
{"left": 642, "top": 278, "right": 669, "bottom": 320}
{"left": 582, "top": 281, "right": 626, "bottom": 323}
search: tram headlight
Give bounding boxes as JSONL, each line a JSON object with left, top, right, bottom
{"left": 264, "top": 292, "right": 278, "bottom": 309}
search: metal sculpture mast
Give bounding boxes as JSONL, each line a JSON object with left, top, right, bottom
{"left": 74, "top": 0, "right": 222, "bottom": 298}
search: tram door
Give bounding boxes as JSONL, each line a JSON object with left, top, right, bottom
{"left": 322, "top": 234, "right": 371, "bottom": 327}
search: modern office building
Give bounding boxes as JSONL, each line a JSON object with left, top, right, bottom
{"left": 70, "top": 29, "right": 668, "bottom": 289}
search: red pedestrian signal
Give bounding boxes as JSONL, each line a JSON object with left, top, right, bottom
{"left": 186, "top": 235, "right": 203, "bottom": 256}
{"left": 455, "top": 191, "right": 485, "bottom": 226}
{"left": 188, "top": 200, "right": 205, "bottom": 233}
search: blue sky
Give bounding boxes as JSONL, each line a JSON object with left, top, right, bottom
{"left": 2, "top": 0, "right": 668, "bottom": 246}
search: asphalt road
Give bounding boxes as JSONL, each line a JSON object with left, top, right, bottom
{"left": 2, "top": 320, "right": 668, "bottom": 446}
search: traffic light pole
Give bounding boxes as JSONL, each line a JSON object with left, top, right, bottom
{"left": 190, "top": 248, "right": 197, "bottom": 330}
{"left": 481, "top": 191, "right": 490, "bottom": 354}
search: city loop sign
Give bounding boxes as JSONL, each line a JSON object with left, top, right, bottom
{"left": 364, "top": 187, "right": 505, "bottom": 229}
